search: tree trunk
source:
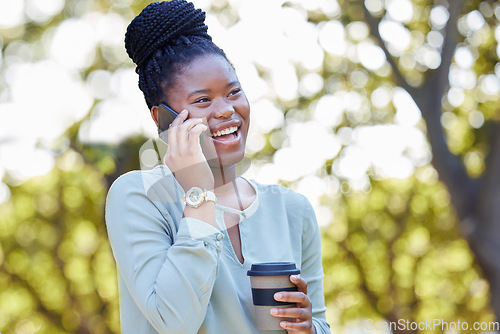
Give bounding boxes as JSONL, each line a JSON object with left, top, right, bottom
{"left": 470, "top": 123, "right": 500, "bottom": 319}
{"left": 361, "top": 0, "right": 500, "bottom": 323}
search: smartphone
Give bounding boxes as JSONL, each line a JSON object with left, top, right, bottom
{"left": 157, "top": 103, "right": 204, "bottom": 149}
{"left": 158, "top": 102, "right": 179, "bottom": 133}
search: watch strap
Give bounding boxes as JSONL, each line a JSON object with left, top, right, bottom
{"left": 204, "top": 190, "right": 217, "bottom": 203}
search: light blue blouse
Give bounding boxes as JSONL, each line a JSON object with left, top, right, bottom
{"left": 105, "top": 164, "right": 331, "bottom": 334}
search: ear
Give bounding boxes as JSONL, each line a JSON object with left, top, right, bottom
{"left": 150, "top": 105, "right": 159, "bottom": 128}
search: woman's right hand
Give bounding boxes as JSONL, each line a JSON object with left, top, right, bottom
{"left": 164, "top": 109, "right": 215, "bottom": 191}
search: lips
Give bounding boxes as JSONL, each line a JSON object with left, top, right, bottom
{"left": 210, "top": 126, "right": 241, "bottom": 145}
{"left": 210, "top": 119, "right": 241, "bottom": 133}
{"left": 208, "top": 120, "right": 242, "bottom": 144}
{"left": 210, "top": 126, "right": 238, "bottom": 138}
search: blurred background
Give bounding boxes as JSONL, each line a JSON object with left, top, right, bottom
{"left": 1, "top": 0, "right": 500, "bottom": 333}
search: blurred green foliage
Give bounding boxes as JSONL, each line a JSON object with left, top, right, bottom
{"left": 321, "top": 171, "right": 494, "bottom": 332}
{"left": 1, "top": 150, "right": 119, "bottom": 333}
{"left": 1, "top": 0, "right": 499, "bottom": 333}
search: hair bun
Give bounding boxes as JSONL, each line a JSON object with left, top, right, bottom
{"left": 125, "top": 0, "right": 210, "bottom": 68}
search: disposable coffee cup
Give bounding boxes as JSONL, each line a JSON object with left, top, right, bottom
{"left": 247, "top": 262, "right": 300, "bottom": 331}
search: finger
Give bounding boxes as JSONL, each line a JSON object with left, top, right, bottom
{"left": 181, "top": 118, "right": 205, "bottom": 133}
{"left": 175, "top": 118, "right": 204, "bottom": 141}
{"left": 170, "top": 109, "right": 189, "bottom": 127}
{"left": 198, "top": 118, "right": 219, "bottom": 162}
{"left": 270, "top": 306, "right": 310, "bottom": 320}
{"left": 279, "top": 320, "right": 312, "bottom": 332}
{"left": 274, "top": 291, "right": 310, "bottom": 307}
{"left": 188, "top": 124, "right": 207, "bottom": 146}
{"left": 172, "top": 118, "right": 204, "bottom": 150}
{"left": 290, "top": 275, "right": 307, "bottom": 295}
{"left": 166, "top": 110, "right": 188, "bottom": 154}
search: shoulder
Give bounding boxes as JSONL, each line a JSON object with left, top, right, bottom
{"left": 105, "top": 165, "right": 182, "bottom": 230}
{"left": 106, "top": 165, "right": 182, "bottom": 210}
{"left": 108, "top": 169, "right": 144, "bottom": 193}
{"left": 108, "top": 165, "right": 171, "bottom": 195}
{"left": 106, "top": 169, "right": 150, "bottom": 211}
{"left": 109, "top": 165, "right": 166, "bottom": 188}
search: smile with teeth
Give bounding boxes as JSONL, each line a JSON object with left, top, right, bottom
{"left": 210, "top": 126, "right": 238, "bottom": 138}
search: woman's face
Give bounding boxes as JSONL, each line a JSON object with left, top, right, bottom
{"left": 164, "top": 54, "right": 250, "bottom": 168}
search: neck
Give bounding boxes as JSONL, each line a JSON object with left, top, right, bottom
{"left": 211, "top": 164, "right": 237, "bottom": 190}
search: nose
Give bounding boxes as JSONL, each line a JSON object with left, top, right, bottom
{"left": 212, "top": 99, "right": 234, "bottom": 119}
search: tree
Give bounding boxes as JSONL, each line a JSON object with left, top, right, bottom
{"left": 303, "top": 0, "right": 499, "bottom": 331}
{"left": 354, "top": 0, "right": 500, "bottom": 325}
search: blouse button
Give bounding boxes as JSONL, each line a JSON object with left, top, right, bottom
{"left": 216, "top": 233, "right": 224, "bottom": 241}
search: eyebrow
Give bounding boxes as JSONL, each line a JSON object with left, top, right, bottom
{"left": 187, "top": 89, "right": 209, "bottom": 99}
{"left": 187, "top": 81, "right": 240, "bottom": 99}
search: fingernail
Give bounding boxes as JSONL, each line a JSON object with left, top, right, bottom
{"left": 274, "top": 293, "right": 283, "bottom": 300}
{"left": 270, "top": 308, "right": 278, "bottom": 316}
{"left": 280, "top": 322, "right": 287, "bottom": 329}
{"left": 291, "top": 275, "right": 299, "bottom": 280}
{"left": 181, "top": 109, "right": 188, "bottom": 114}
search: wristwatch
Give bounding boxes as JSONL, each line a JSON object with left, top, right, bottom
{"left": 184, "top": 187, "right": 217, "bottom": 208}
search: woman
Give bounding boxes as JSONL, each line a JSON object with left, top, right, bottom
{"left": 105, "top": 1, "right": 331, "bottom": 333}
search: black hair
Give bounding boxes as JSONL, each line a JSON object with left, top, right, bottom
{"left": 124, "top": 0, "right": 229, "bottom": 110}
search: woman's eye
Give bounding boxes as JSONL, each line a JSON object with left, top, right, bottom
{"left": 195, "top": 97, "right": 210, "bottom": 103}
{"left": 228, "top": 88, "right": 241, "bottom": 97}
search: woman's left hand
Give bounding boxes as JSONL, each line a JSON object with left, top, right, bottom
{"left": 271, "top": 275, "right": 316, "bottom": 334}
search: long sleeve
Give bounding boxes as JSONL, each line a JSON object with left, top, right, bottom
{"left": 300, "top": 195, "right": 331, "bottom": 334}
{"left": 105, "top": 169, "right": 222, "bottom": 334}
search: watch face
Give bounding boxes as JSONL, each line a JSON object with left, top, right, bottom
{"left": 188, "top": 190, "right": 201, "bottom": 203}
{"left": 186, "top": 187, "right": 204, "bottom": 207}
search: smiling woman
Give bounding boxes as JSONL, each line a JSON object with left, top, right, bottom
{"left": 156, "top": 54, "right": 250, "bottom": 168}
{"left": 105, "top": 1, "right": 330, "bottom": 333}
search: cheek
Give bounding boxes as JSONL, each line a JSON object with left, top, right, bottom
{"left": 187, "top": 110, "right": 210, "bottom": 120}
{"left": 240, "top": 124, "right": 250, "bottom": 143}
{"left": 236, "top": 100, "right": 250, "bottom": 119}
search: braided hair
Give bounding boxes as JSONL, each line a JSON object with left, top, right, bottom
{"left": 125, "top": 0, "right": 229, "bottom": 109}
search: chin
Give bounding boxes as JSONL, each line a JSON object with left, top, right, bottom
{"left": 207, "top": 150, "right": 245, "bottom": 169}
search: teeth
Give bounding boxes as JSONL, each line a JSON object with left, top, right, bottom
{"left": 211, "top": 126, "right": 238, "bottom": 137}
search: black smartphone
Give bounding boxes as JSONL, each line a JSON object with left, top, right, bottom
{"left": 158, "top": 102, "right": 179, "bottom": 133}
{"left": 158, "top": 103, "right": 204, "bottom": 149}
